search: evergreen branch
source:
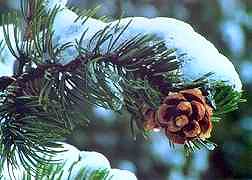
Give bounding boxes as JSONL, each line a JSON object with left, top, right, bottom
{"left": 1, "top": 11, "right": 34, "bottom": 76}
{"left": 0, "top": 0, "right": 245, "bottom": 175}
{"left": 0, "top": 17, "right": 181, "bottom": 173}
{"left": 213, "top": 82, "right": 244, "bottom": 118}
{"left": 0, "top": 88, "right": 70, "bottom": 175}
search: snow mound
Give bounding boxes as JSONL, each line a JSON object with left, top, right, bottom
{"left": 50, "top": 5, "right": 242, "bottom": 91}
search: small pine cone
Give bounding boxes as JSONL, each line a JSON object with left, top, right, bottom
{"left": 142, "top": 105, "right": 160, "bottom": 131}
{"left": 157, "top": 88, "right": 213, "bottom": 144}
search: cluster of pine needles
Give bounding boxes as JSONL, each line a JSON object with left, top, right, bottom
{"left": 0, "top": 0, "right": 244, "bottom": 178}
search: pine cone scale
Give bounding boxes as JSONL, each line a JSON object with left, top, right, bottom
{"left": 199, "top": 106, "right": 213, "bottom": 139}
{"left": 176, "top": 101, "right": 192, "bottom": 115}
{"left": 175, "top": 115, "right": 189, "bottom": 128}
{"left": 183, "top": 120, "right": 201, "bottom": 138}
{"left": 163, "top": 93, "right": 186, "bottom": 105}
{"left": 181, "top": 89, "right": 205, "bottom": 104}
{"left": 166, "top": 119, "right": 182, "bottom": 132}
{"left": 191, "top": 100, "right": 206, "bottom": 121}
{"left": 157, "top": 104, "right": 177, "bottom": 126}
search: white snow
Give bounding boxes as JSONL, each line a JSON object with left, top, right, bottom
{"left": 49, "top": 5, "right": 242, "bottom": 91}
{"left": 0, "top": 4, "right": 243, "bottom": 179}
{"left": 107, "top": 17, "right": 242, "bottom": 91}
{"left": 108, "top": 169, "right": 138, "bottom": 180}
{"left": 52, "top": 144, "right": 137, "bottom": 180}
{"left": 79, "top": 151, "right": 111, "bottom": 169}
{"left": 2, "top": 160, "right": 25, "bottom": 180}
{"left": 1, "top": 142, "right": 137, "bottom": 180}
{"left": 51, "top": 8, "right": 106, "bottom": 64}
{"left": 68, "top": 151, "right": 111, "bottom": 179}
{"left": 1, "top": 142, "right": 80, "bottom": 180}
{"left": 0, "top": 25, "right": 16, "bottom": 76}
{"left": 52, "top": 142, "right": 81, "bottom": 161}
{"left": 3, "top": 0, "right": 243, "bottom": 92}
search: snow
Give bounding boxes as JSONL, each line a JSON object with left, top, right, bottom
{"left": 50, "top": 6, "right": 242, "bottom": 91}
{"left": 2, "top": 160, "right": 25, "bottom": 180}
{"left": 54, "top": 145, "right": 137, "bottom": 180}
{"left": 55, "top": 145, "right": 137, "bottom": 179}
{"left": 107, "top": 17, "right": 242, "bottom": 91}
{"left": 51, "top": 8, "right": 106, "bottom": 64}
{"left": 68, "top": 151, "right": 111, "bottom": 179}
{"left": 1, "top": 143, "right": 81, "bottom": 180}
{"left": 78, "top": 151, "right": 111, "bottom": 170}
{"left": 0, "top": 4, "right": 243, "bottom": 178}
{"left": 108, "top": 169, "right": 138, "bottom": 180}
{"left": 52, "top": 142, "right": 81, "bottom": 162}
{"left": 3, "top": 0, "right": 243, "bottom": 93}
{"left": 1, "top": 142, "right": 137, "bottom": 179}
{"left": 0, "top": 25, "right": 16, "bottom": 76}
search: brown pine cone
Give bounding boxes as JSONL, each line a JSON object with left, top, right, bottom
{"left": 157, "top": 88, "right": 213, "bottom": 144}
{"left": 142, "top": 105, "right": 161, "bottom": 131}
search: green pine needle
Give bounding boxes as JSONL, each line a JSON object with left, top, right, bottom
{"left": 0, "top": 0, "right": 245, "bottom": 175}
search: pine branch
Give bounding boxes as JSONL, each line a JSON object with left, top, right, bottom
{"left": 0, "top": 0, "right": 245, "bottom": 176}
{"left": 0, "top": 19, "right": 180, "bottom": 175}
{"left": 213, "top": 82, "right": 245, "bottom": 115}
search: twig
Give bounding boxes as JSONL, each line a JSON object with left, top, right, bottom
{"left": 0, "top": 56, "right": 87, "bottom": 91}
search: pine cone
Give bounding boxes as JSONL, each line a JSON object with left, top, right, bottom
{"left": 157, "top": 88, "right": 213, "bottom": 144}
{"left": 142, "top": 105, "right": 160, "bottom": 131}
